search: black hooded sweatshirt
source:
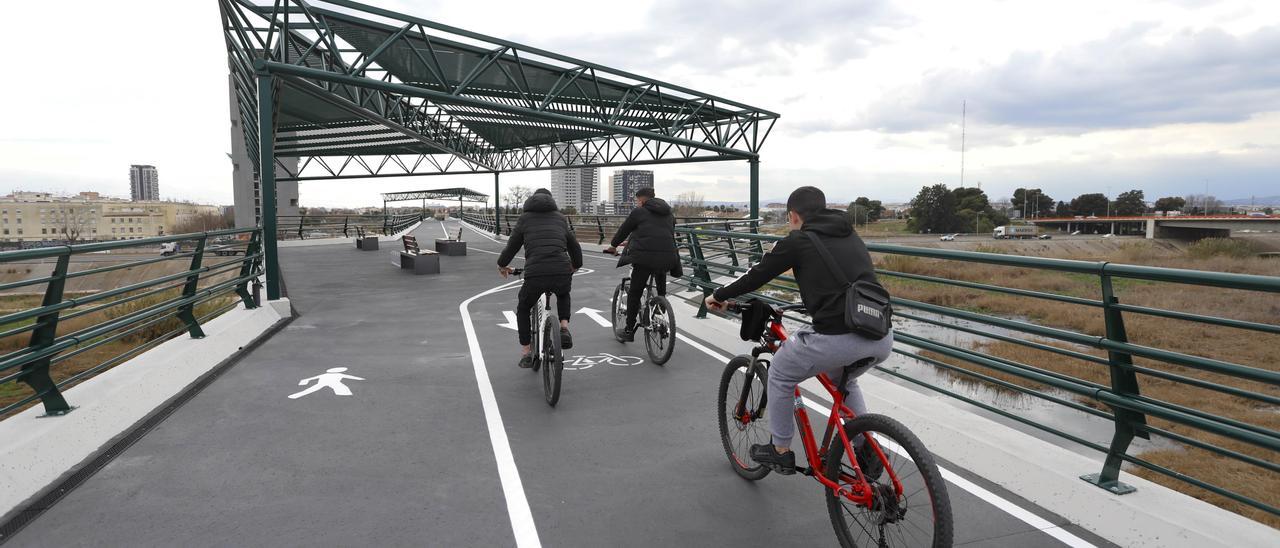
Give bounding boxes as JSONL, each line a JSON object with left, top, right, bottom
{"left": 609, "top": 197, "right": 679, "bottom": 271}
{"left": 497, "top": 192, "right": 583, "bottom": 278}
{"left": 713, "top": 209, "right": 880, "bottom": 334}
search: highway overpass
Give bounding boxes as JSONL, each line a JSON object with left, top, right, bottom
{"left": 1030, "top": 215, "right": 1280, "bottom": 239}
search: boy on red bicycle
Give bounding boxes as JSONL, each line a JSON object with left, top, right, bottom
{"left": 704, "top": 186, "right": 893, "bottom": 474}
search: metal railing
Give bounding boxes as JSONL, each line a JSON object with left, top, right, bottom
{"left": 275, "top": 213, "right": 424, "bottom": 240}
{"left": 676, "top": 220, "right": 1280, "bottom": 518}
{"left": 0, "top": 227, "right": 264, "bottom": 417}
{"left": 460, "top": 210, "right": 736, "bottom": 244}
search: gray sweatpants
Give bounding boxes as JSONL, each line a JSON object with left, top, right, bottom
{"left": 767, "top": 326, "right": 894, "bottom": 448}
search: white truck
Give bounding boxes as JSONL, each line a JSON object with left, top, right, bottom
{"left": 993, "top": 225, "right": 1037, "bottom": 239}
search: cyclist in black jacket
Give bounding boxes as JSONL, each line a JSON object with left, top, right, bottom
{"left": 498, "top": 188, "right": 584, "bottom": 368}
{"left": 704, "top": 186, "right": 894, "bottom": 474}
{"left": 604, "top": 187, "right": 678, "bottom": 341}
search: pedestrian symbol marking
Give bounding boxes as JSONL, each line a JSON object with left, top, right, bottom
{"left": 288, "top": 367, "right": 365, "bottom": 399}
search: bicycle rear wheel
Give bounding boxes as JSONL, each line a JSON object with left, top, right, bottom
{"left": 824, "top": 414, "right": 952, "bottom": 548}
{"left": 611, "top": 280, "right": 629, "bottom": 342}
{"left": 717, "top": 356, "right": 771, "bottom": 480}
{"left": 541, "top": 313, "right": 563, "bottom": 407}
{"left": 644, "top": 295, "right": 676, "bottom": 365}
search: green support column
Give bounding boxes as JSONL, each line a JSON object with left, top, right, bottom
{"left": 256, "top": 70, "right": 281, "bottom": 301}
{"left": 494, "top": 172, "right": 501, "bottom": 236}
{"left": 749, "top": 157, "right": 760, "bottom": 220}
{"left": 1081, "top": 274, "right": 1147, "bottom": 495}
{"left": 22, "top": 254, "right": 73, "bottom": 415}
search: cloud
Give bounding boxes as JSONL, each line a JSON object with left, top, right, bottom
{"left": 858, "top": 25, "right": 1280, "bottom": 133}
{"left": 513, "top": 0, "right": 909, "bottom": 77}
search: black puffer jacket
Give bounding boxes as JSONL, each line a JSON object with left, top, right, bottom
{"left": 610, "top": 198, "right": 679, "bottom": 271}
{"left": 713, "top": 209, "right": 879, "bottom": 334}
{"left": 497, "top": 192, "right": 583, "bottom": 278}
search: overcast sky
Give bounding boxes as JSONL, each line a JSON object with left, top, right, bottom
{"left": 1, "top": 0, "right": 1277, "bottom": 208}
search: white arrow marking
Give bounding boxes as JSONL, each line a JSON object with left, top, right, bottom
{"left": 497, "top": 310, "right": 519, "bottom": 331}
{"left": 576, "top": 307, "right": 612, "bottom": 328}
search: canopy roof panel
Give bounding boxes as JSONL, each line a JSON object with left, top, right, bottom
{"left": 383, "top": 188, "right": 489, "bottom": 203}
{"left": 221, "top": 0, "right": 778, "bottom": 181}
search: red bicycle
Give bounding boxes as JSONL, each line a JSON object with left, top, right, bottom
{"left": 717, "top": 300, "right": 953, "bottom": 547}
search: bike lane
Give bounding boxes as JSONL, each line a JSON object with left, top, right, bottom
{"left": 458, "top": 221, "right": 1115, "bottom": 548}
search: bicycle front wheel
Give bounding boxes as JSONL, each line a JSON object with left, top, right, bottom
{"left": 717, "top": 356, "right": 771, "bottom": 481}
{"left": 611, "top": 280, "right": 629, "bottom": 342}
{"left": 541, "top": 313, "right": 563, "bottom": 407}
{"left": 824, "top": 414, "right": 952, "bottom": 548}
{"left": 644, "top": 295, "right": 676, "bottom": 365}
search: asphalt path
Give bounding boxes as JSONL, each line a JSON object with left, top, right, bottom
{"left": 9, "top": 219, "right": 1113, "bottom": 547}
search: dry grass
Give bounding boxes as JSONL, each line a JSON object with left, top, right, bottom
{"left": 0, "top": 268, "right": 245, "bottom": 418}
{"left": 877, "top": 239, "right": 1280, "bottom": 526}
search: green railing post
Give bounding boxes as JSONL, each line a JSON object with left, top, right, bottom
{"left": 297, "top": 212, "right": 305, "bottom": 239}
{"left": 596, "top": 216, "right": 605, "bottom": 245}
{"left": 342, "top": 216, "right": 349, "bottom": 238}
{"left": 687, "top": 231, "right": 713, "bottom": 318}
{"left": 20, "top": 253, "right": 73, "bottom": 416}
{"left": 723, "top": 222, "right": 740, "bottom": 268}
{"left": 175, "top": 236, "right": 208, "bottom": 339}
{"left": 235, "top": 230, "right": 262, "bottom": 309}
{"left": 1081, "top": 273, "right": 1147, "bottom": 494}
{"left": 749, "top": 220, "right": 764, "bottom": 257}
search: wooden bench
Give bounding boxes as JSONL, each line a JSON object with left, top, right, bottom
{"left": 400, "top": 235, "right": 440, "bottom": 274}
{"left": 354, "top": 226, "right": 379, "bottom": 250}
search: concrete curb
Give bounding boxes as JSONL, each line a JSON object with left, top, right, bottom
{"left": 0, "top": 301, "right": 289, "bottom": 523}
{"left": 666, "top": 297, "right": 1276, "bottom": 548}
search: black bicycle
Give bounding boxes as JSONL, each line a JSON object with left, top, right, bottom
{"left": 510, "top": 269, "right": 563, "bottom": 406}
{"left": 610, "top": 271, "right": 676, "bottom": 365}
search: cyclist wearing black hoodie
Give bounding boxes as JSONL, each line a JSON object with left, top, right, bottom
{"left": 498, "top": 188, "right": 584, "bottom": 368}
{"left": 605, "top": 187, "right": 679, "bottom": 341}
{"left": 704, "top": 186, "right": 894, "bottom": 474}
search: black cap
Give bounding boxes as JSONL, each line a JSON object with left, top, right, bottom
{"left": 534, "top": 187, "right": 551, "bottom": 195}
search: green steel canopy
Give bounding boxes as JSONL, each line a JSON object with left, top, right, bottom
{"left": 221, "top": 0, "right": 778, "bottom": 182}
{"left": 221, "top": 0, "right": 778, "bottom": 300}
{"left": 382, "top": 188, "right": 489, "bottom": 203}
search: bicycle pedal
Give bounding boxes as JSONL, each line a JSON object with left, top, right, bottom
{"left": 769, "top": 463, "right": 797, "bottom": 475}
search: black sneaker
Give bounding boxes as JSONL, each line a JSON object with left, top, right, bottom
{"left": 854, "top": 436, "right": 884, "bottom": 481}
{"left": 518, "top": 354, "right": 533, "bottom": 369}
{"left": 621, "top": 326, "right": 636, "bottom": 342}
{"left": 750, "top": 443, "right": 796, "bottom": 475}
{"left": 560, "top": 327, "right": 573, "bottom": 349}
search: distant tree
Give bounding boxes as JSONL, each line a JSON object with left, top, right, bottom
{"left": 953, "top": 187, "right": 990, "bottom": 213}
{"left": 1183, "top": 194, "right": 1223, "bottom": 215}
{"left": 1264, "top": 207, "right": 1273, "bottom": 215}
{"left": 1153, "top": 196, "right": 1186, "bottom": 212}
{"left": 1054, "top": 200, "right": 1072, "bottom": 217}
{"left": 713, "top": 205, "right": 723, "bottom": 212}
{"left": 1112, "top": 189, "right": 1146, "bottom": 216}
{"left": 908, "top": 184, "right": 961, "bottom": 234}
{"left": 853, "top": 196, "right": 885, "bottom": 221}
{"left": 846, "top": 203, "right": 869, "bottom": 227}
{"left": 1070, "top": 193, "right": 1110, "bottom": 217}
{"left": 562, "top": 206, "right": 578, "bottom": 215}
{"left": 172, "top": 211, "right": 229, "bottom": 235}
{"left": 51, "top": 209, "right": 92, "bottom": 243}
{"left": 505, "top": 185, "right": 533, "bottom": 209}
{"left": 1011, "top": 188, "right": 1054, "bottom": 218}
{"left": 672, "top": 191, "right": 705, "bottom": 216}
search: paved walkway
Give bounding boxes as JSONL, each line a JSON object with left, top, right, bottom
{"left": 9, "top": 219, "right": 1114, "bottom": 547}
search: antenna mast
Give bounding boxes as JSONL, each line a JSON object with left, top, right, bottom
{"left": 960, "top": 100, "right": 966, "bottom": 188}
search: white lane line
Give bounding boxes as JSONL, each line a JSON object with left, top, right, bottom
{"left": 798, "top": 392, "right": 1096, "bottom": 548}
{"left": 459, "top": 279, "right": 542, "bottom": 548}
{"left": 439, "top": 221, "right": 450, "bottom": 239}
{"left": 675, "top": 332, "right": 1096, "bottom": 548}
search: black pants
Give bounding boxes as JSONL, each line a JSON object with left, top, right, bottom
{"left": 517, "top": 274, "right": 572, "bottom": 345}
{"left": 626, "top": 266, "right": 666, "bottom": 330}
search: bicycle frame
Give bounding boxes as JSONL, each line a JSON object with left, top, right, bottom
{"left": 750, "top": 318, "right": 904, "bottom": 507}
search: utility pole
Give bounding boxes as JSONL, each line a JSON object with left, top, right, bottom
{"left": 959, "top": 100, "right": 966, "bottom": 188}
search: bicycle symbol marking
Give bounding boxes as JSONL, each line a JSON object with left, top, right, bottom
{"left": 563, "top": 353, "right": 644, "bottom": 371}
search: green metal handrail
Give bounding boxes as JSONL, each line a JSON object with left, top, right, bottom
{"left": 675, "top": 221, "right": 1280, "bottom": 517}
{"left": 0, "top": 227, "right": 264, "bottom": 417}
